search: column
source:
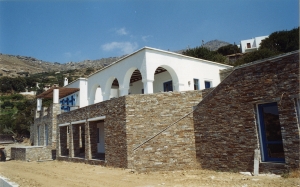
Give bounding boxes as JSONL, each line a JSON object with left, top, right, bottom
{"left": 119, "top": 86, "right": 129, "bottom": 96}
{"left": 53, "top": 89, "right": 59, "bottom": 104}
{"left": 69, "top": 124, "right": 74, "bottom": 158}
{"left": 142, "top": 79, "right": 154, "bottom": 94}
{"left": 85, "top": 121, "right": 91, "bottom": 160}
{"left": 102, "top": 91, "right": 110, "bottom": 101}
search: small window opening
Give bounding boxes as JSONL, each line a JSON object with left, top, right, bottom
{"left": 204, "top": 81, "right": 211, "bottom": 89}
{"left": 193, "top": 79, "right": 199, "bottom": 90}
{"left": 247, "top": 43, "right": 251, "bottom": 48}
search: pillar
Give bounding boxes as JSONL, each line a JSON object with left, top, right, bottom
{"left": 69, "top": 124, "right": 74, "bottom": 158}
{"left": 142, "top": 79, "right": 154, "bottom": 94}
{"left": 85, "top": 121, "right": 91, "bottom": 160}
{"left": 119, "top": 86, "right": 129, "bottom": 96}
{"left": 37, "top": 98, "right": 42, "bottom": 111}
{"left": 102, "top": 91, "right": 110, "bottom": 101}
{"left": 53, "top": 89, "right": 59, "bottom": 104}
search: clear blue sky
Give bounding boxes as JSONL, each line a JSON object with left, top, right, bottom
{"left": 0, "top": 0, "right": 298, "bottom": 63}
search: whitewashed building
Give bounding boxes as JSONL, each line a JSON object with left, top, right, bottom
{"left": 240, "top": 36, "right": 268, "bottom": 53}
{"left": 58, "top": 47, "right": 231, "bottom": 111}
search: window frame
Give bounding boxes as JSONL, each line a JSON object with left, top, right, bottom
{"left": 247, "top": 43, "right": 251, "bottom": 48}
{"left": 256, "top": 102, "right": 285, "bottom": 163}
{"left": 204, "top": 80, "right": 212, "bottom": 89}
{"left": 193, "top": 79, "right": 199, "bottom": 90}
{"left": 163, "top": 80, "right": 173, "bottom": 92}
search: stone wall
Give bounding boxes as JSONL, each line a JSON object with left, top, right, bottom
{"left": 125, "top": 90, "right": 205, "bottom": 172}
{"left": 33, "top": 103, "right": 60, "bottom": 149}
{"left": 57, "top": 97, "right": 127, "bottom": 168}
{"left": 11, "top": 146, "right": 52, "bottom": 161}
{"left": 56, "top": 90, "right": 210, "bottom": 172}
{"left": 219, "top": 67, "right": 234, "bottom": 81}
{"left": 193, "top": 51, "right": 299, "bottom": 173}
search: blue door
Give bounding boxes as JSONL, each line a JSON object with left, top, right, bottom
{"left": 258, "top": 102, "right": 285, "bottom": 162}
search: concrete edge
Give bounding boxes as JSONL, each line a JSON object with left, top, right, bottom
{"left": 0, "top": 176, "right": 19, "bottom": 187}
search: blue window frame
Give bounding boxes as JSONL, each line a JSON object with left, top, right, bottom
{"left": 60, "top": 94, "right": 76, "bottom": 112}
{"left": 163, "top": 81, "right": 173, "bottom": 92}
{"left": 193, "top": 79, "right": 199, "bottom": 90}
{"left": 60, "top": 100, "right": 64, "bottom": 110}
{"left": 204, "top": 81, "right": 211, "bottom": 89}
{"left": 258, "top": 102, "right": 285, "bottom": 162}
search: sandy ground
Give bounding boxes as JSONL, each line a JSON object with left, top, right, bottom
{"left": 0, "top": 160, "right": 299, "bottom": 187}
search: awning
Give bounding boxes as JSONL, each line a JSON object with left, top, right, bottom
{"left": 36, "top": 87, "right": 80, "bottom": 99}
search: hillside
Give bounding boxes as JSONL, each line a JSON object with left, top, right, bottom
{"left": 0, "top": 40, "right": 229, "bottom": 78}
{"left": 202, "top": 40, "right": 230, "bottom": 51}
{"left": 0, "top": 53, "right": 121, "bottom": 78}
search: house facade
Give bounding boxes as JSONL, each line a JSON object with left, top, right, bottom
{"left": 240, "top": 35, "right": 268, "bottom": 53}
{"left": 28, "top": 47, "right": 299, "bottom": 174}
{"left": 57, "top": 47, "right": 231, "bottom": 111}
{"left": 194, "top": 50, "right": 299, "bottom": 173}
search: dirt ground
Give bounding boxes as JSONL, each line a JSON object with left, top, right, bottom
{"left": 0, "top": 160, "right": 299, "bottom": 187}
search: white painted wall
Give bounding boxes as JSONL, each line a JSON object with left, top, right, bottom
{"left": 65, "top": 78, "right": 88, "bottom": 107}
{"left": 63, "top": 47, "right": 231, "bottom": 108}
{"left": 240, "top": 35, "right": 268, "bottom": 53}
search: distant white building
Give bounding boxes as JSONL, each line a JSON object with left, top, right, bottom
{"left": 240, "top": 36, "right": 268, "bottom": 53}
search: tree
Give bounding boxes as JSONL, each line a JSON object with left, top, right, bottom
{"left": 217, "top": 44, "right": 240, "bottom": 56}
{"left": 11, "top": 94, "right": 24, "bottom": 101}
{"left": 182, "top": 46, "right": 227, "bottom": 63}
{"left": 12, "top": 77, "right": 26, "bottom": 92}
{"left": 234, "top": 49, "right": 279, "bottom": 66}
{"left": 0, "top": 77, "right": 13, "bottom": 93}
{"left": 1, "top": 101, "right": 14, "bottom": 109}
{"left": 260, "top": 27, "right": 299, "bottom": 53}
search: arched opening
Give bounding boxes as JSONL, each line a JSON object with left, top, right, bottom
{"left": 110, "top": 79, "right": 119, "bottom": 99}
{"left": 153, "top": 66, "right": 178, "bottom": 93}
{"left": 128, "top": 69, "right": 143, "bottom": 94}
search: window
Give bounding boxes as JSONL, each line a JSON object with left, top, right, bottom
{"left": 193, "top": 79, "right": 199, "bottom": 90}
{"left": 204, "top": 81, "right": 211, "bottom": 89}
{"left": 163, "top": 81, "right": 173, "bottom": 92}
{"left": 97, "top": 128, "right": 100, "bottom": 143}
{"left": 142, "top": 89, "right": 144, "bottom": 94}
{"left": 257, "top": 102, "right": 285, "bottom": 162}
{"left": 45, "top": 125, "right": 48, "bottom": 146}
{"left": 247, "top": 43, "right": 251, "bottom": 48}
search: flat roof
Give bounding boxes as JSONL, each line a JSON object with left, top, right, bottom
{"left": 36, "top": 87, "right": 80, "bottom": 99}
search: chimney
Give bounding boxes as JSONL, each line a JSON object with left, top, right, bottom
{"left": 53, "top": 89, "right": 59, "bottom": 104}
{"left": 37, "top": 98, "right": 42, "bottom": 111}
{"left": 64, "top": 78, "right": 68, "bottom": 86}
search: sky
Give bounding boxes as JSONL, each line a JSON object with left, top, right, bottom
{"left": 0, "top": 0, "right": 298, "bottom": 63}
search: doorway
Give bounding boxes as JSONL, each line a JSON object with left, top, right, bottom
{"left": 163, "top": 81, "right": 173, "bottom": 92}
{"left": 97, "top": 122, "right": 105, "bottom": 153}
{"left": 257, "top": 102, "right": 285, "bottom": 162}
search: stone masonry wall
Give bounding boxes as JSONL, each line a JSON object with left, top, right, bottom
{"left": 125, "top": 90, "right": 206, "bottom": 172}
{"left": 194, "top": 52, "right": 299, "bottom": 173}
{"left": 11, "top": 146, "right": 52, "bottom": 161}
{"left": 33, "top": 103, "right": 60, "bottom": 150}
{"left": 57, "top": 97, "right": 127, "bottom": 168}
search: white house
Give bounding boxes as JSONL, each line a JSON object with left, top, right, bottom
{"left": 57, "top": 47, "right": 232, "bottom": 112}
{"left": 240, "top": 36, "right": 268, "bottom": 53}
